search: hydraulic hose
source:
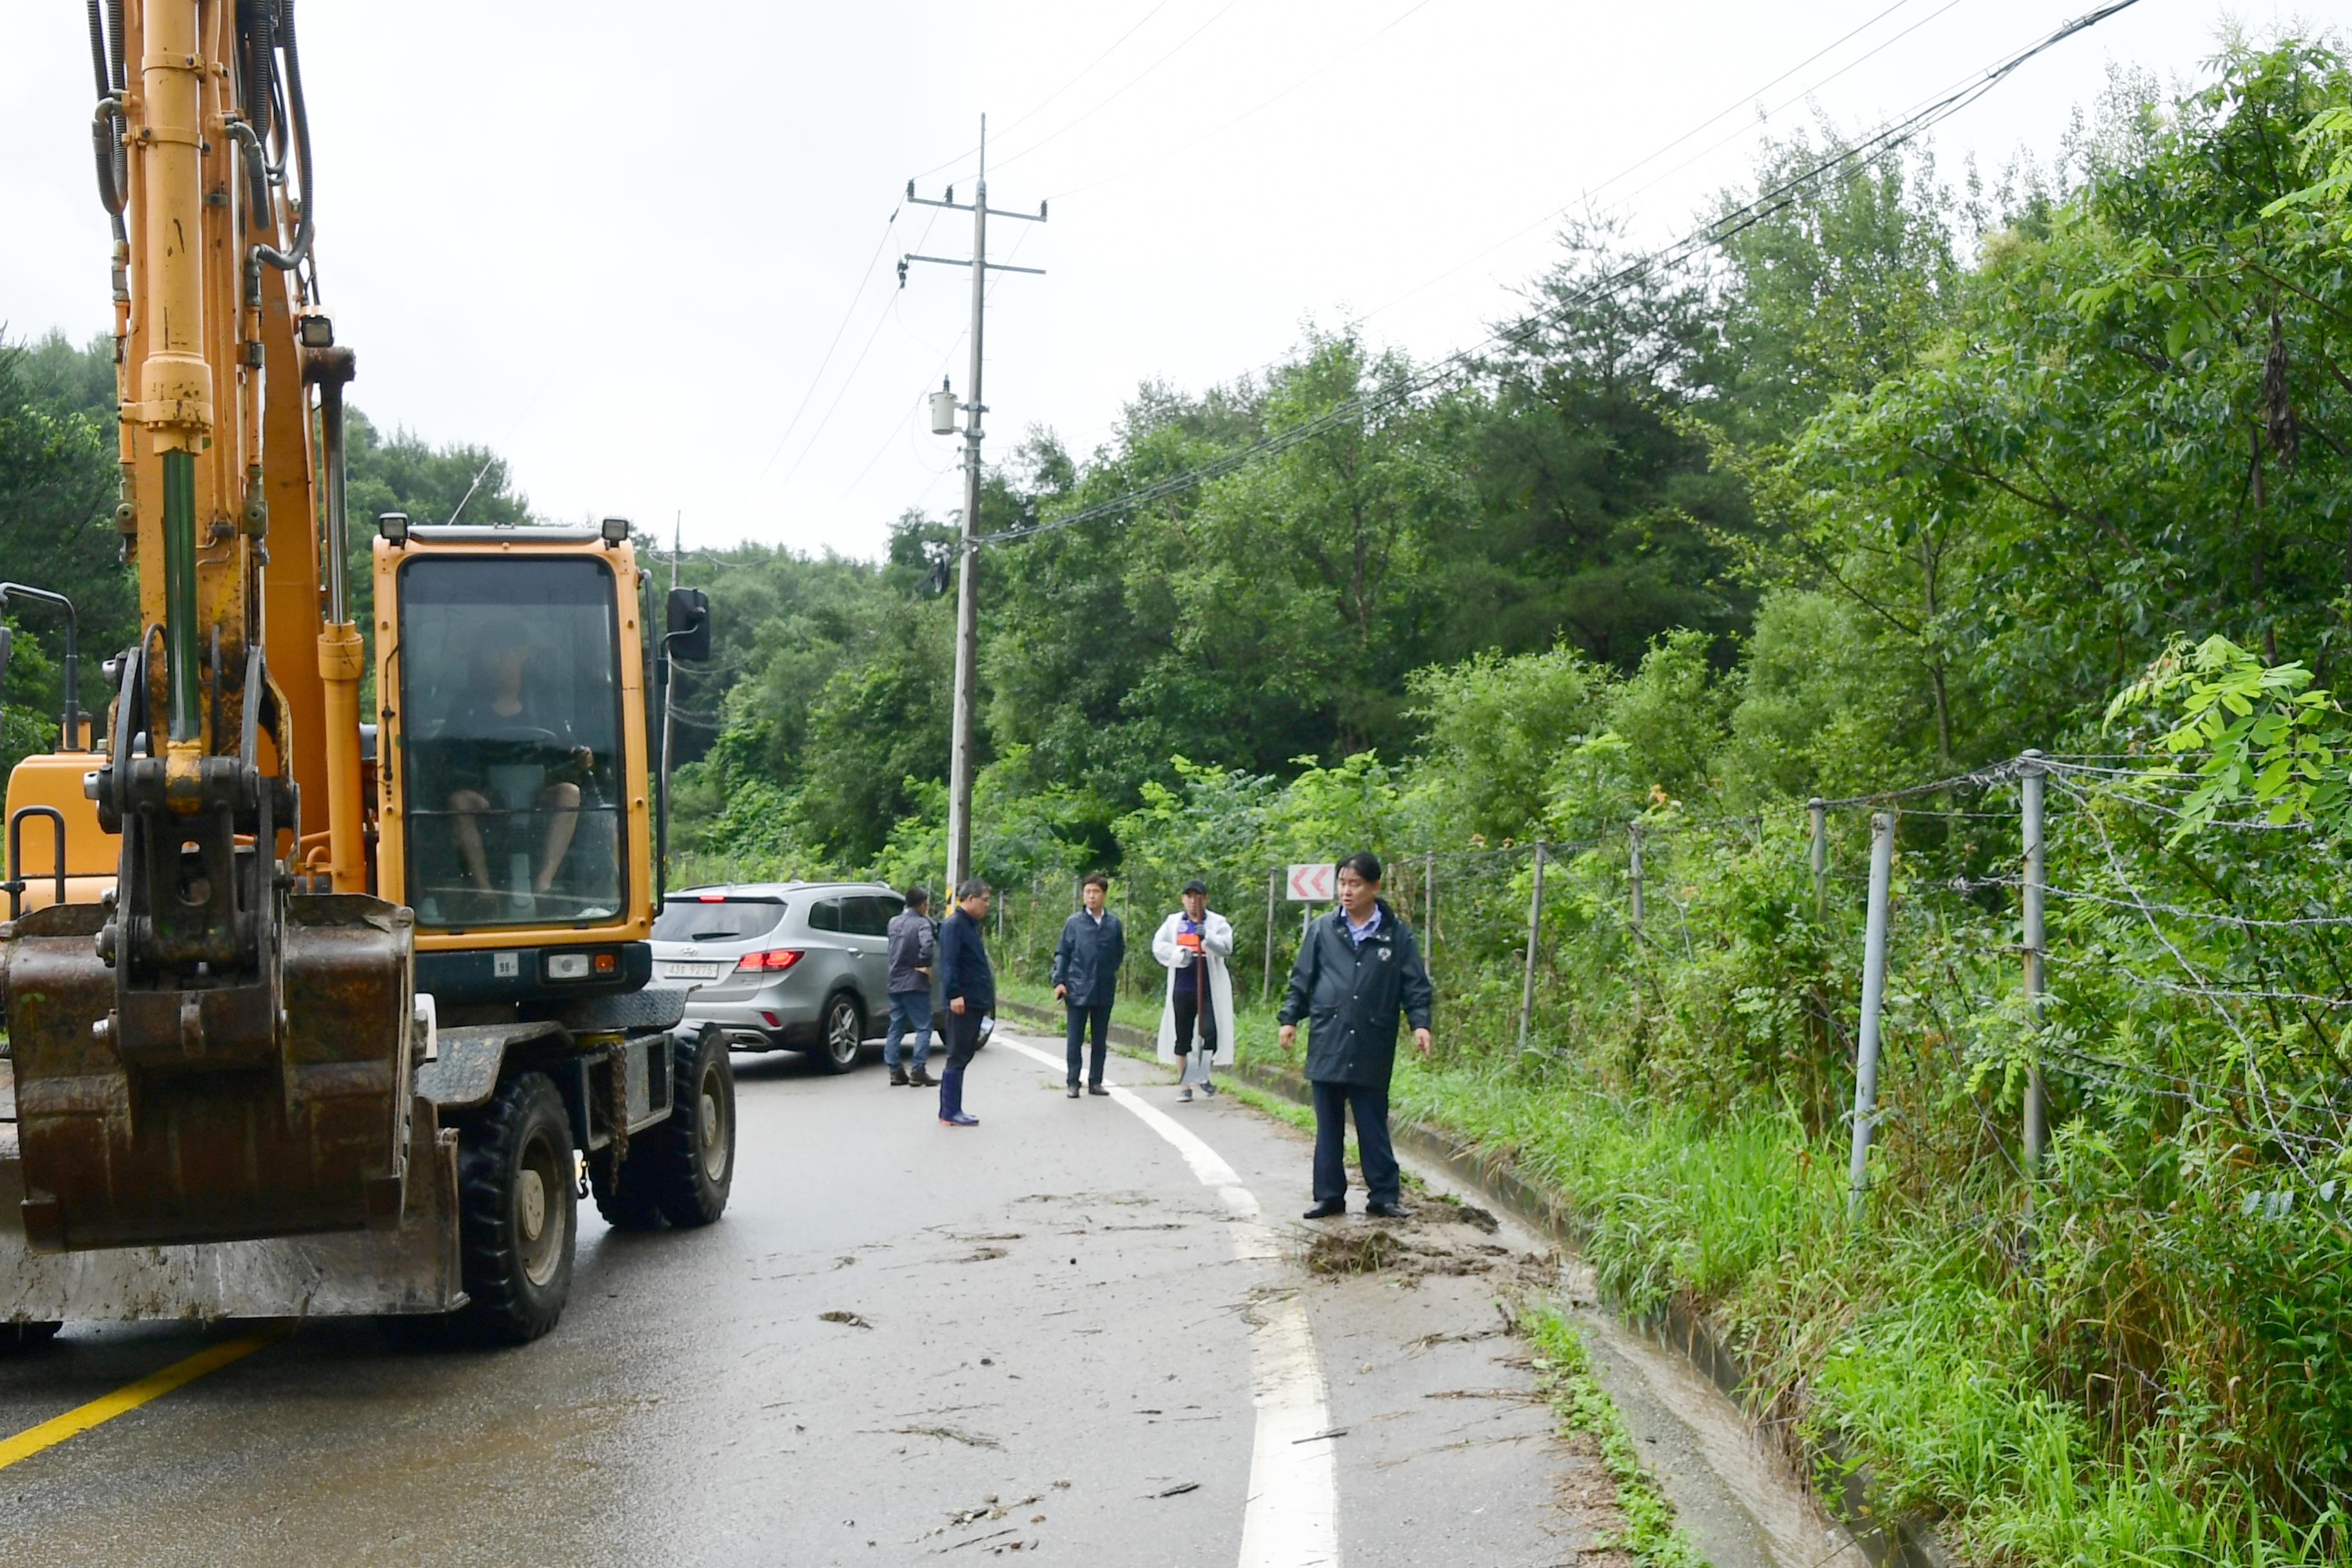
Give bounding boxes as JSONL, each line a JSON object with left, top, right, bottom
{"left": 238, "top": 0, "right": 276, "bottom": 147}
{"left": 223, "top": 120, "right": 273, "bottom": 248}
{"left": 252, "top": 0, "right": 313, "bottom": 275}
{"left": 84, "top": 0, "right": 125, "bottom": 241}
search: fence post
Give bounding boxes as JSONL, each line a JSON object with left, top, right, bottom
{"left": 1516, "top": 841, "right": 1546, "bottom": 1055}
{"left": 1808, "top": 798, "right": 1827, "bottom": 919}
{"left": 1847, "top": 810, "right": 1895, "bottom": 1219}
{"left": 1263, "top": 869, "right": 1279, "bottom": 1004}
{"left": 2019, "top": 750, "right": 2046, "bottom": 1235}
{"left": 1425, "top": 850, "right": 1438, "bottom": 965}
{"left": 1627, "top": 823, "right": 1645, "bottom": 941}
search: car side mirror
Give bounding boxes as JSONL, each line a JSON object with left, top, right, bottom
{"left": 666, "top": 586, "right": 711, "bottom": 663}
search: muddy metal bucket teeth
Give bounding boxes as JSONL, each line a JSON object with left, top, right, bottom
{"left": 0, "top": 893, "right": 413, "bottom": 1252}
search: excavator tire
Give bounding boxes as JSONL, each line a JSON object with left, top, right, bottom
{"left": 456, "top": 1070, "right": 576, "bottom": 1344}
{"left": 626, "top": 1024, "right": 734, "bottom": 1230}
{"left": 587, "top": 1140, "right": 662, "bottom": 1231}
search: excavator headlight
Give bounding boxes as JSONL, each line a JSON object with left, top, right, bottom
{"left": 599, "top": 516, "right": 631, "bottom": 547}
{"left": 545, "top": 952, "right": 593, "bottom": 981}
{"left": 377, "top": 511, "right": 409, "bottom": 547}
{"left": 298, "top": 313, "right": 334, "bottom": 348}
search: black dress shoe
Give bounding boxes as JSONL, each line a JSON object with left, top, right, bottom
{"left": 1066, "top": 1084, "right": 1081, "bottom": 1099}
{"left": 1086, "top": 1084, "right": 1110, "bottom": 1096}
{"left": 888, "top": 1068, "right": 910, "bottom": 1086}
{"left": 1366, "top": 1201, "right": 1413, "bottom": 1220}
{"left": 1302, "top": 1200, "right": 1346, "bottom": 1219}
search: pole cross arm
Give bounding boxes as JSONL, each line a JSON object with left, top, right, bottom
{"left": 901, "top": 253, "right": 1045, "bottom": 276}
{"left": 906, "top": 186, "right": 1048, "bottom": 223}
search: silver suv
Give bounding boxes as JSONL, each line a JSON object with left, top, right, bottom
{"left": 650, "top": 881, "right": 916, "bottom": 1073}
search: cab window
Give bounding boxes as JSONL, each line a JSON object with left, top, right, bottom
{"left": 397, "top": 556, "right": 625, "bottom": 928}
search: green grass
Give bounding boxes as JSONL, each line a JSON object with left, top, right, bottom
{"left": 1521, "top": 1302, "right": 1710, "bottom": 1568}
{"left": 1385, "top": 1055, "right": 2351, "bottom": 1567}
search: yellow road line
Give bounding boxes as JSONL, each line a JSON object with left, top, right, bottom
{"left": 0, "top": 1326, "right": 283, "bottom": 1472}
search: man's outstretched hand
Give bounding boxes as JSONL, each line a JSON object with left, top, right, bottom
{"left": 1414, "top": 1027, "right": 1433, "bottom": 1057}
{"left": 1278, "top": 1023, "right": 1296, "bottom": 1056}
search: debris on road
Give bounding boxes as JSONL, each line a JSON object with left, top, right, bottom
{"left": 819, "top": 1309, "right": 873, "bottom": 1328}
{"left": 1152, "top": 1480, "right": 1200, "bottom": 1498}
{"left": 898, "top": 1424, "right": 1005, "bottom": 1449}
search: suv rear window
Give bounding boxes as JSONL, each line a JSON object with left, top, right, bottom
{"left": 654, "top": 897, "right": 785, "bottom": 943}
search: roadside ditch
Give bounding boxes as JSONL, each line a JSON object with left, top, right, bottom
{"left": 995, "top": 997, "right": 1947, "bottom": 1568}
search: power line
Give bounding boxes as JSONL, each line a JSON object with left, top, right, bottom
{"left": 763, "top": 206, "right": 944, "bottom": 502}
{"left": 1034, "top": 0, "right": 1979, "bottom": 465}
{"left": 907, "top": 0, "right": 1179, "bottom": 182}
{"left": 1044, "top": 0, "right": 1437, "bottom": 202}
{"left": 837, "top": 223, "right": 1038, "bottom": 502}
{"left": 750, "top": 206, "right": 904, "bottom": 495}
{"left": 978, "top": 0, "right": 2142, "bottom": 549}
{"left": 1351, "top": 0, "right": 1972, "bottom": 338}
{"left": 990, "top": 0, "right": 1246, "bottom": 173}
{"left": 1044, "top": 0, "right": 1964, "bottom": 458}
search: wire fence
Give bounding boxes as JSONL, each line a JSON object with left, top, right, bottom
{"left": 975, "top": 748, "right": 2352, "bottom": 1223}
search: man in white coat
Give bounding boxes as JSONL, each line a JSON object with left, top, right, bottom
{"left": 1154, "top": 880, "right": 1236, "bottom": 1102}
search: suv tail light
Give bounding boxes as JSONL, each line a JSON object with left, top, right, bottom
{"left": 736, "top": 948, "right": 805, "bottom": 972}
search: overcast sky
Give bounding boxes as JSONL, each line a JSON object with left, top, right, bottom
{"left": 0, "top": 1, "right": 2317, "bottom": 558}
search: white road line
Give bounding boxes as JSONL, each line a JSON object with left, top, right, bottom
{"left": 997, "top": 1035, "right": 1342, "bottom": 1567}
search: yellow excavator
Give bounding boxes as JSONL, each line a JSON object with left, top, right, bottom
{"left": 0, "top": 0, "right": 731, "bottom": 1344}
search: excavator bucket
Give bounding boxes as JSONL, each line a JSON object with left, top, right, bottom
{"left": 0, "top": 892, "right": 412, "bottom": 1251}
{"left": 0, "top": 637, "right": 418, "bottom": 1253}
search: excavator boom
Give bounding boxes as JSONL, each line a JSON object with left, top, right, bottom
{"left": 0, "top": 0, "right": 413, "bottom": 1253}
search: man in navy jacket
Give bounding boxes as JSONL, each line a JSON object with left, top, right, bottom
{"left": 1053, "top": 872, "right": 1126, "bottom": 1097}
{"left": 1279, "top": 851, "right": 1434, "bottom": 1219}
{"left": 936, "top": 880, "right": 995, "bottom": 1128}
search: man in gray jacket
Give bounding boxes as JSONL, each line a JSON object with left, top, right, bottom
{"left": 884, "top": 887, "right": 939, "bottom": 1088}
{"left": 1278, "top": 851, "right": 1434, "bottom": 1219}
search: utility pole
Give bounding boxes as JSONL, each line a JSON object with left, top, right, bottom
{"left": 901, "top": 114, "right": 1046, "bottom": 894}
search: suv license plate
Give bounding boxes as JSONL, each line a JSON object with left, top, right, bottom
{"left": 665, "top": 961, "right": 721, "bottom": 980}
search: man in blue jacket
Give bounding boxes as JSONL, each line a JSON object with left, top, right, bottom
{"left": 936, "top": 879, "right": 995, "bottom": 1128}
{"left": 1278, "top": 851, "right": 1434, "bottom": 1219}
{"left": 1053, "top": 872, "right": 1126, "bottom": 1099}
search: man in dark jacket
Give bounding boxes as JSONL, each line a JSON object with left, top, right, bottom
{"left": 936, "top": 879, "right": 995, "bottom": 1128}
{"left": 883, "top": 886, "right": 938, "bottom": 1088}
{"left": 1053, "top": 872, "right": 1126, "bottom": 1098}
{"left": 1278, "top": 851, "right": 1434, "bottom": 1219}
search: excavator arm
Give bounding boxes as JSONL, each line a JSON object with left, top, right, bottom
{"left": 0, "top": 0, "right": 413, "bottom": 1252}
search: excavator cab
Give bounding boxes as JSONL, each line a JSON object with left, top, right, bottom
{"left": 375, "top": 522, "right": 656, "bottom": 983}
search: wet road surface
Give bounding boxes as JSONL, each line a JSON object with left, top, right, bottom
{"left": 0, "top": 1030, "right": 1618, "bottom": 1566}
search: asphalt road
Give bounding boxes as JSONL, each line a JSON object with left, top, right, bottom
{"left": 0, "top": 1030, "right": 1829, "bottom": 1567}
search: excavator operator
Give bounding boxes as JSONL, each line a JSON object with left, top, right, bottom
{"left": 441, "top": 622, "right": 593, "bottom": 905}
